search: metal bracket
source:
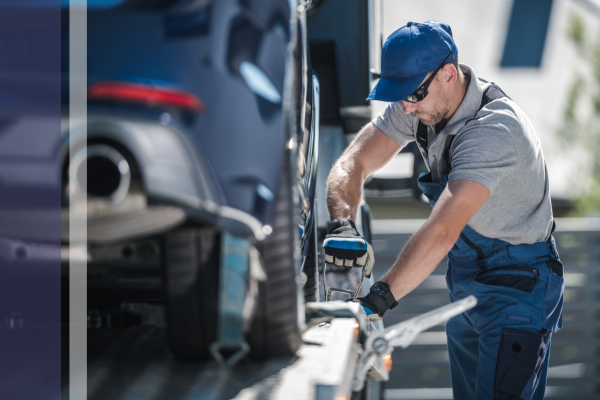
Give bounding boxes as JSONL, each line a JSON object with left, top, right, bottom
{"left": 326, "top": 288, "right": 355, "bottom": 302}
{"left": 352, "top": 295, "right": 478, "bottom": 391}
{"left": 305, "top": 301, "right": 367, "bottom": 330}
{"left": 325, "top": 265, "right": 365, "bottom": 302}
{"left": 209, "top": 341, "right": 250, "bottom": 368}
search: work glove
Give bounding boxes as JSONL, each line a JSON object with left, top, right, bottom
{"left": 353, "top": 281, "right": 398, "bottom": 322}
{"left": 323, "top": 219, "right": 374, "bottom": 277}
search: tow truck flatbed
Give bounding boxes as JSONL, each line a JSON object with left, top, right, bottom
{"left": 71, "top": 297, "right": 476, "bottom": 400}
{"left": 76, "top": 320, "right": 356, "bottom": 400}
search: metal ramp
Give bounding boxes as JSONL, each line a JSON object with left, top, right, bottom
{"left": 63, "top": 317, "right": 360, "bottom": 400}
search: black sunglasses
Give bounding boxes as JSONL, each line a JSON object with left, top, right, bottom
{"left": 404, "top": 52, "right": 453, "bottom": 103}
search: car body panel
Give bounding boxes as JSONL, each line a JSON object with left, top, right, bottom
{"left": 63, "top": 114, "right": 221, "bottom": 208}
{"left": 62, "top": 0, "right": 293, "bottom": 227}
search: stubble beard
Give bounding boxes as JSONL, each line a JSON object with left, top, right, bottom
{"left": 414, "top": 92, "right": 452, "bottom": 126}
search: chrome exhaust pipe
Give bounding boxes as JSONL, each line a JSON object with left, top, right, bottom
{"left": 69, "top": 144, "right": 131, "bottom": 204}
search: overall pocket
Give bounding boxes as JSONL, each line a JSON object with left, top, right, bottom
{"left": 494, "top": 327, "right": 550, "bottom": 399}
{"left": 543, "top": 259, "right": 565, "bottom": 332}
{"left": 474, "top": 266, "right": 539, "bottom": 293}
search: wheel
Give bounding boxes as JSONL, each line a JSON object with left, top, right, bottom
{"left": 163, "top": 228, "right": 220, "bottom": 360}
{"left": 247, "top": 154, "right": 303, "bottom": 359}
{"left": 164, "top": 155, "right": 304, "bottom": 361}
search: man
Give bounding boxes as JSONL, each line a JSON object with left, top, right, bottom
{"left": 323, "top": 20, "right": 565, "bottom": 400}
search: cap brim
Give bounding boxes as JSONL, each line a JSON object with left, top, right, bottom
{"left": 366, "top": 72, "right": 427, "bottom": 102}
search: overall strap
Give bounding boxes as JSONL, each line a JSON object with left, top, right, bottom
{"left": 415, "top": 121, "right": 429, "bottom": 160}
{"left": 463, "top": 83, "right": 511, "bottom": 126}
{"left": 441, "top": 83, "right": 510, "bottom": 175}
{"left": 480, "top": 83, "right": 511, "bottom": 107}
{"left": 442, "top": 136, "right": 455, "bottom": 175}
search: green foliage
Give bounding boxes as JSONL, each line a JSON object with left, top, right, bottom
{"left": 571, "top": 181, "right": 600, "bottom": 216}
{"left": 568, "top": 14, "right": 585, "bottom": 46}
{"left": 568, "top": 13, "right": 585, "bottom": 49}
{"left": 560, "top": 14, "right": 600, "bottom": 216}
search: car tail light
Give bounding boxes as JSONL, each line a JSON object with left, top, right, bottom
{"left": 88, "top": 81, "right": 205, "bottom": 113}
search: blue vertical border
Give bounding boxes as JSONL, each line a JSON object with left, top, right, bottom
{"left": 0, "top": 1, "right": 62, "bottom": 400}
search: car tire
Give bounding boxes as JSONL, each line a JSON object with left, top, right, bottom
{"left": 302, "top": 221, "right": 319, "bottom": 302}
{"left": 247, "top": 154, "right": 303, "bottom": 359}
{"left": 163, "top": 228, "right": 220, "bottom": 360}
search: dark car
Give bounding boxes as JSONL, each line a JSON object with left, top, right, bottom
{"left": 61, "top": 0, "right": 320, "bottom": 361}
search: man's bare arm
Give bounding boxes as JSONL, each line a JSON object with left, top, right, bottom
{"left": 381, "top": 179, "right": 490, "bottom": 300}
{"left": 326, "top": 122, "right": 402, "bottom": 221}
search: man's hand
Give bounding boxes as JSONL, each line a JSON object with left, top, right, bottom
{"left": 323, "top": 219, "right": 374, "bottom": 277}
{"left": 324, "top": 124, "right": 400, "bottom": 276}
{"left": 352, "top": 281, "right": 398, "bottom": 321}
{"left": 353, "top": 294, "right": 385, "bottom": 321}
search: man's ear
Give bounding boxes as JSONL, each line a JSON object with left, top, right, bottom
{"left": 442, "top": 63, "right": 457, "bottom": 85}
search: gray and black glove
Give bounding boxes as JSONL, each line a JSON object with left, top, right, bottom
{"left": 353, "top": 281, "right": 398, "bottom": 321}
{"left": 323, "top": 219, "right": 375, "bottom": 277}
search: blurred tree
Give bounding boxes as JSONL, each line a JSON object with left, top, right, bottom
{"left": 559, "top": 13, "right": 600, "bottom": 216}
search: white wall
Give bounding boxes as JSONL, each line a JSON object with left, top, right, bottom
{"left": 370, "top": 0, "right": 599, "bottom": 199}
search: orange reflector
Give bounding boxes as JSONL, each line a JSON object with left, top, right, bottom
{"left": 354, "top": 323, "right": 359, "bottom": 339}
{"left": 383, "top": 354, "right": 392, "bottom": 371}
{"left": 88, "top": 81, "right": 206, "bottom": 113}
{"left": 335, "top": 397, "right": 347, "bottom": 400}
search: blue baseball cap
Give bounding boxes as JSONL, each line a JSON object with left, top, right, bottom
{"left": 367, "top": 20, "right": 458, "bottom": 102}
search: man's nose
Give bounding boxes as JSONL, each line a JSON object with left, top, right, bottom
{"left": 402, "top": 100, "right": 417, "bottom": 114}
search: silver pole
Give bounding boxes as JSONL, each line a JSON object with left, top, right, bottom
{"left": 69, "top": 1, "right": 87, "bottom": 399}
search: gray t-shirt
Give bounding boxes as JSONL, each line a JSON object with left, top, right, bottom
{"left": 373, "top": 64, "right": 554, "bottom": 245}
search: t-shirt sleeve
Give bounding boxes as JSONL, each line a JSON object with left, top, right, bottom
{"left": 372, "top": 101, "right": 416, "bottom": 147}
{"left": 448, "top": 123, "right": 519, "bottom": 193}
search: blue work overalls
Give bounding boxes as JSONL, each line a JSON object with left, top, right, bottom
{"left": 416, "top": 85, "right": 565, "bottom": 400}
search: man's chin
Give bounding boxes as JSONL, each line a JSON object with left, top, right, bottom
{"left": 417, "top": 115, "right": 433, "bottom": 125}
